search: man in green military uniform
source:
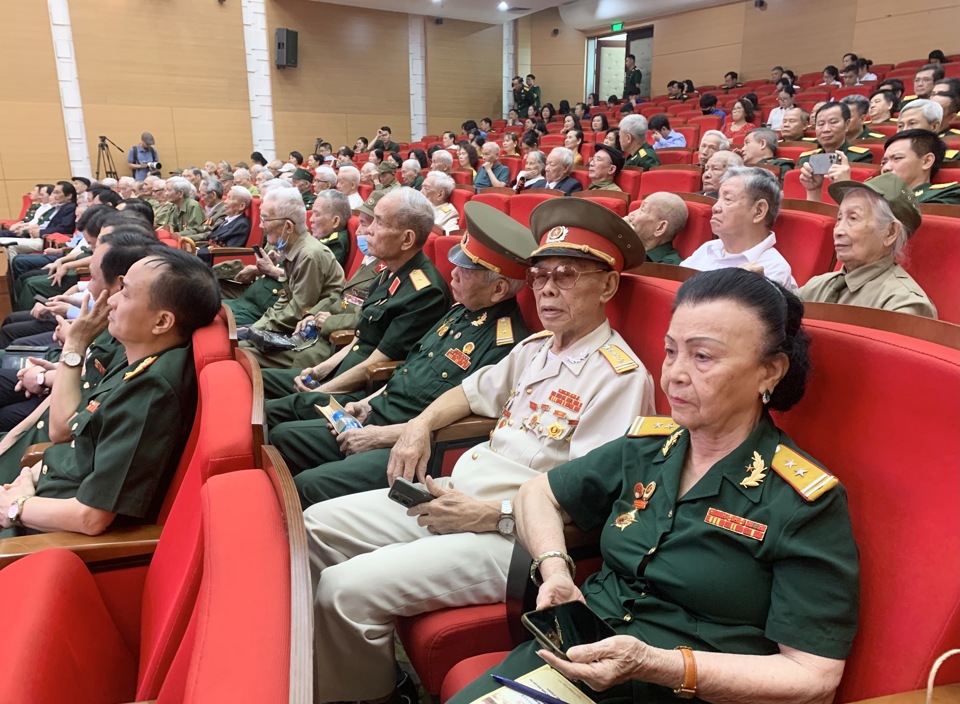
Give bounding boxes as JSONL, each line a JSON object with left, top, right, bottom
{"left": 512, "top": 76, "right": 531, "bottom": 115}
{"left": 376, "top": 161, "right": 401, "bottom": 193}
{"left": 840, "top": 95, "right": 885, "bottom": 142}
{"left": 309, "top": 189, "right": 352, "bottom": 269}
{"left": 0, "top": 248, "right": 221, "bottom": 537}
{"left": 587, "top": 144, "right": 624, "bottom": 191}
{"left": 525, "top": 74, "right": 542, "bottom": 112}
{"left": 619, "top": 115, "right": 662, "bottom": 172}
{"left": 292, "top": 168, "right": 316, "bottom": 209}
{"left": 271, "top": 202, "right": 532, "bottom": 506}
{"left": 262, "top": 188, "right": 452, "bottom": 423}
{"left": 156, "top": 177, "right": 204, "bottom": 234}
{"left": 625, "top": 192, "right": 688, "bottom": 265}
{"left": 797, "top": 103, "right": 874, "bottom": 168}
{"left": 741, "top": 128, "right": 795, "bottom": 181}
{"left": 179, "top": 177, "right": 227, "bottom": 241}
{"left": 623, "top": 54, "right": 642, "bottom": 100}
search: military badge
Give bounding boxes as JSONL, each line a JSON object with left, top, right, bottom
{"left": 633, "top": 481, "right": 656, "bottom": 510}
{"left": 546, "top": 226, "right": 568, "bottom": 242}
{"left": 740, "top": 451, "right": 768, "bottom": 488}
{"left": 613, "top": 509, "right": 638, "bottom": 531}
{"left": 704, "top": 508, "right": 767, "bottom": 541}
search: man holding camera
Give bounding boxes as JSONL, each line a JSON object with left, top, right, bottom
{"left": 127, "top": 132, "right": 159, "bottom": 182}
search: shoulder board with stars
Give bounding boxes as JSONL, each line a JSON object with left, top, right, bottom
{"left": 599, "top": 344, "right": 639, "bottom": 374}
{"left": 771, "top": 444, "right": 837, "bottom": 502}
{"left": 496, "top": 317, "right": 514, "bottom": 346}
{"left": 409, "top": 269, "right": 431, "bottom": 291}
{"left": 626, "top": 416, "right": 677, "bottom": 437}
{"left": 930, "top": 181, "right": 958, "bottom": 189}
{"left": 123, "top": 356, "right": 158, "bottom": 381}
{"left": 800, "top": 148, "right": 822, "bottom": 157}
{"left": 847, "top": 146, "right": 870, "bottom": 154}
{"left": 522, "top": 330, "right": 554, "bottom": 345}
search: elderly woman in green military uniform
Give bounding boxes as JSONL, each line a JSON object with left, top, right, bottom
{"left": 447, "top": 268, "right": 859, "bottom": 704}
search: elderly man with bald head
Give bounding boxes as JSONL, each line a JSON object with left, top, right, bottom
{"left": 474, "top": 142, "right": 510, "bottom": 191}
{"left": 625, "top": 192, "right": 689, "bottom": 264}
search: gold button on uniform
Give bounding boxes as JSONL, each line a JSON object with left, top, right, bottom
{"left": 441, "top": 372, "right": 448, "bottom": 378}
{"left": 428, "top": 352, "right": 434, "bottom": 358}
{"left": 402, "top": 369, "right": 408, "bottom": 374}
{"left": 623, "top": 614, "right": 632, "bottom": 622}
{"left": 36, "top": 421, "right": 44, "bottom": 430}
{"left": 41, "top": 464, "right": 48, "bottom": 475}
{"left": 472, "top": 452, "right": 479, "bottom": 460}
{"left": 353, "top": 345, "right": 360, "bottom": 351}
{"left": 525, "top": 388, "right": 532, "bottom": 394}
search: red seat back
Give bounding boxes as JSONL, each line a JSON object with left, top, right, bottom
{"left": 772, "top": 321, "right": 960, "bottom": 702}
{"left": 137, "top": 361, "right": 255, "bottom": 699}
{"left": 448, "top": 188, "right": 471, "bottom": 226}
{"left": 638, "top": 167, "right": 701, "bottom": 197}
{"left": 246, "top": 198, "right": 262, "bottom": 248}
{"left": 421, "top": 232, "right": 439, "bottom": 262}
{"left": 500, "top": 156, "right": 522, "bottom": 183}
{"left": 570, "top": 168, "right": 591, "bottom": 191}
{"left": 674, "top": 198, "right": 715, "bottom": 259}
{"left": 509, "top": 192, "right": 563, "bottom": 227}
{"left": 672, "top": 125, "right": 700, "bottom": 147}
{"left": 900, "top": 214, "right": 960, "bottom": 324}
{"left": 573, "top": 193, "right": 627, "bottom": 216}
{"left": 430, "top": 235, "right": 460, "bottom": 286}
{"left": 358, "top": 183, "right": 373, "bottom": 201}
{"left": 470, "top": 192, "right": 510, "bottom": 215}
{"left": 772, "top": 209, "right": 836, "bottom": 285}
{"left": 344, "top": 216, "right": 363, "bottom": 279}
{"left": 655, "top": 148, "right": 695, "bottom": 166}
{"left": 450, "top": 170, "right": 473, "bottom": 186}
{"left": 615, "top": 169, "right": 644, "bottom": 200}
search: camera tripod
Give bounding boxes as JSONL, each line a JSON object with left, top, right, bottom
{"left": 95, "top": 135, "right": 124, "bottom": 180}
{"left": 314, "top": 137, "right": 324, "bottom": 154}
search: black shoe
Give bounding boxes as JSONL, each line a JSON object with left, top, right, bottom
{"left": 392, "top": 668, "right": 418, "bottom": 704}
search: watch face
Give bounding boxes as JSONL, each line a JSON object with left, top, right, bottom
{"left": 498, "top": 517, "right": 516, "bottom": 535}
{"left": 62, "top": 352, "right": 82, "bottom": 367}
{"left": 8, "top": 503, "right": 19, "bottom": 520}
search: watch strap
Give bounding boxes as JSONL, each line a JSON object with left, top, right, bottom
{"left": 12, "top": 495, "right": 31, "bottom": 527}
{"left": 673, "top": 645, "right": 697, "bottom": 699}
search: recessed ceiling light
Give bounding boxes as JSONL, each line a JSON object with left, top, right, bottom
{"left": 498, "top": 2, "right": 509, "bottom": 10}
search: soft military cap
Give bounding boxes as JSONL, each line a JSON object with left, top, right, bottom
{"left": 220, "top": 171, "right": 235, "bottom": 182}
{"left": 356, "top": 189, "right": 387, "bottom": 218}
{"left": 292, "top": 168, "right": 313, "bottom": 182}
{"left": 168, "top": 169, "right": 183, "bottom": 176}
{"left": 279, "top": 163, "right": 297, "bottom": 174}
{"left": 594, "top": 144, "right": 626, "bottom": 175}
{"left": 529, "top": 197, "right": 644, "bottom": 272}
{"left": 828, "top": 172, "right": 922, "bottom": 237}
{"left": 377, "top": 161, "right": 398, "bottom": 174}
{"left": 450, "top": 201, "right": 539, "bottom": 280}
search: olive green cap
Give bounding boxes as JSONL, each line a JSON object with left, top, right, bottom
{"left": 828, "top": 172, "right": 922, "bottom": 237}
{"left": 528, "top": 197, "right": 643, "bottom": 272}
{"left": 356, "top": 189, "right": 386, "bottom": 217}
{"left": 220, "top": 171, "right": 235, "bottom": 181}
{"left": 292, "top": 168, "right": 313, "bottom": 182}
{"left": 377, "top": 161, "right": 398, "bottom": 174}
{"left": 451, "top": 202, "right": 538, "bottom": 279}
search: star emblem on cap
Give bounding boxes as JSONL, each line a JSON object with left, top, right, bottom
{"left": 546, "top": 226, "right": 568, "bottom": 242}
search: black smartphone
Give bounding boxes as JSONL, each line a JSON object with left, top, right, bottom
{"left": 521, "top": 601, "right": 617, "bottom": 661}
{"left": 34, "top": 294, "right": 49, "bottom": 305}
{"left": 387, "top": 477, "right": 435, "bottom": 508}
{"left": 252, "top": 244, "right": 264, "bottom": 257}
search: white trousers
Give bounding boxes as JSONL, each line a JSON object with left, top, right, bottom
{"left": 305, "top": 486, "right": 514, "bottom": 703}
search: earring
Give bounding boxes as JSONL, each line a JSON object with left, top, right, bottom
{"left": 762, "top": 390, "right": 771, "bottom": 405}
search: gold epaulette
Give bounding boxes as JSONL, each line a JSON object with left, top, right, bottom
{"left": 522, "top": 330, "right": 554, "bottom": 345}
{"left": 626, "top": 416, "right": 678, "bottom": 437}
{"left": 439, "top": 204, "right": 453, "bottom": 213}
{"left": 801, "top": 136, "right": 818, "bottom": 142}
{"left": 771, "top": 444, "right": 837, "bottom": 502}
{"left": 847, "top": 146, "right": 870, "bottom": 154}
{"left": 800, "top": 148, "right": 821, "bottom": 157}
{"left": 599, "top": 344, "right": 639, "bottom": 374}
{"left": 930, "top": 181, "right": 958, "bottom": 189}
{"left": 320, "top": 231, "right": 340, "bottom": 242}
{"left": 123, "top": 356, "right": 158, "bottom": 381}
{"left": 409, "top": 269, "right": 430, "bottom": 291}
{"left": 495, "top": 317, "right": 514, "bottom": 346}
{"left": 638, "top": 148, "right": 648, "bottom": 158}
{"left": 945, "top": 150, "right": 959, "bottom": 160}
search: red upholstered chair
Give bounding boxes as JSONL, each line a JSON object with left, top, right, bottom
{"left": 345, "top": 216, "right": 363, "bottom": 278}
{"left": 430, "top": 235, "right": 461, "bottom": 286}
{"left": 450, "top": 170, "right": 473, "bottom": 187}
{"left": 545, "top": 122, "right": 563, "bottom": 134}
{"left": 832, "top": 86, "right": 871, "bottom": 100}
{"left": 777, "top": 142, "right": 818, "bottom": 164}
{"left": 852, "top": 141, "right": 885, "bottom": 163}
{"left": 0, "top": 193, "right": 32, "bottom": 226}
{"left": 655, "top": 147, "right": 696, "bottom": 165}
{"left": 615, "top": 167, "right": 644, "bottom": 201}
{"left": 571, "top": 191, "right": 629, "bottom": 216}
{"left": 672, "top": 194, "right": 716, "bottom": 259}
{"left": 540, "top": 134, "right": 564, "bottom": 147}
{"left": 672, "top": 124, "right": 700, "bottom": 146}
{"left": 358, "top": 183, "right": 374, "bottom": 201}
{"left": 899, "top": 214, "right": 960, "bottom": 324}
{"left": 689, "top": 114, "right": 722, "bottom": 133}
{"left": 772, "top": 207, "right": 837, "bottom": 286}
{"left": 638, "top": 165, "right": 702, "bottom": 197}
{"left": 0, "top": 360, "right": 256, "bottom": 702}
{"left": 508, "top": 192, "right": 563, "bottom": 227}
{"left": 449, "top": 186, "right": 473, "bottom": 225}
{"left": 470, "top": 192, "right": 510, "bottom": 215}
{"left": 156, "top": 448, "right": 311, "bottom": 704}
{"left": 500, "top": 156, "right": 522, "bottom": 182}
{"left": 570, "top": 167, "right": 591, "bottom": 191}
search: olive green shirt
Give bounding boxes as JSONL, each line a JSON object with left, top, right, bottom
{"left": 646, "top": 243, "right": 682, "bottom": 265}
{"left": 799, "top": 255, "right": 937, "bottom": 319}
{"left": 158, "top": 197, "right": 205, "bottom": 234}
{"left": 180, "top": 200, "right": 227, "bottom": 241}
{"left": 758, "top": 157, "right": 795, "bottom": 181}
{"left": 798, "top": 140, "right": 874, "bottom": 166}
{"left": 316, "top": 228, "right": 351, "bottom": 270}
{"left": 410, "top": 174, "right": 425, "bottom": 191}
{"left": 315, "top": 257, "right": 384, "bottom": 336}
{"left": 623, "top": 67, "right": 642, "bottom": 99}
{"left": 587, "top": 179, "right": 623, "bottom": 192}
{"left": 302, "top": 191, "right": 317, "bottom": 209}
{"left": 548, "top": 414, "right": 859, "bottom": 703}
{"left": 912, "top": 180, "right": 960, "bottom": 204}
{"left": 625, "top": 147, "right": 661, "bottom": 172}
{"left": 527, "top": 85, "right": 541, "bottom": 112}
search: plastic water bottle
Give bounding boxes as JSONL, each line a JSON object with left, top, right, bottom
{"left": 302, "top": 321, "right": 318, "bottom": 339}
{"left": 302, "top": 374, "right": 321, "bottom": 389}
{"left": 331, "top": 410, "right": 362, "bottom": 433}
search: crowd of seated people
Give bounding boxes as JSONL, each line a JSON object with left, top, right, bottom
{"left": 0, "top": 43, "right": 955, "bottom": 704}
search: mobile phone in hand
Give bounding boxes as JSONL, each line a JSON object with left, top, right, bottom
{"left": 387, "top": 477, "right": 435, "bottom": 508}
{"left": 522, "top": 601, "right": 617, "bottom": 660}
{"left": 252, "top": 244, "right": 264, "bottom": 258}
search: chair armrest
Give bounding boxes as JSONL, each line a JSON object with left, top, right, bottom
{"left": 21, "top": 442, "right": 53, "bottom": 469}
{"left": 365, "top": 360, "right": 403, "bottom": 394}
{"left": 329, "top": 330, "right": 356, "bottom": 349}
{"left": 209, "top": 247, "right": 255, "bottom": 258}
{"left": 432, "top": 415, "right": 496, "bottom": 444}
{"left": 0, "top": 524, "right": 162, "bottom": 570}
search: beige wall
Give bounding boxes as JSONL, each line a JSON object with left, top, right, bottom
{"left": 524, "top": 8, "right": 587, "bottom": 108}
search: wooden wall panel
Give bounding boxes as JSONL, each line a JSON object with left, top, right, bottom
{"left": 853, "top": 3, "right": 960, "bottom": 65}
{"left": 650, "top": 3, "right": 745, "bottom": 89}
{"left": 81, "top": 106, "right": 177, "bottom": 179}
{"left": 529, "top": 8, "right": 587, "bottom": 107}
{"left": 517, "top": 15, "right": 533, "bottom": 78}
{"left": 426, "top": 19, "right": 502, "bottom": 131}
{"left": 0, "top": 1, "right": 68, "bottom": 219}
{"left": 266, "top": 1, "right": 411, "bottom": 150}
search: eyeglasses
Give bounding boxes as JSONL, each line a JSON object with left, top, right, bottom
{"left": 260, "top": 215, "right": 291, "bottom": 225}
{"left": 526, "top": 265, "right": 607, "bottom": 290}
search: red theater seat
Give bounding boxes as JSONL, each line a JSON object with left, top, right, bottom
{"left": 773, "top": 206, "right": 837, "bottom": 285}
{"left": 470, "top": 192, "right": 510, "bottom": 215}
{"left": 615, "top": 168, "right": 644, "bottom": 200}
{"left": 449, "top": 186, "right": 472, "bottom": 224}
{"left": 430, "top": 235, "right": 460, "bottom": 286}
{"left": 508, "top": 192, "right": 562, "bottom": 227}
{"left": 655, "top": 147, "right": 696, "bottom": 165}
{"left": 638, "top": 166, "right": 702, "bottom": 197}
{"left": 571, "top": 191, "right": 629, "bottom": 216}
{"left": 900, "top": 214, "right": 960, "bottom": 324}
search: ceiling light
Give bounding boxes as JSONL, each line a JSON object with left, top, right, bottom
{"left": 498, "top": 2, "right": 509, "bottom": 10}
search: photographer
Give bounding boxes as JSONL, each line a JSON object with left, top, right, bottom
{"left": 127, "top": 131, "right": 159, "bottom": 182}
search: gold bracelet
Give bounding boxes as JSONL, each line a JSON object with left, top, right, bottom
{"left": 529, "top": 551, "right": 575, "bottom": 586}
{"left": 673, "top": 645, "right": 697, "bottom": 699}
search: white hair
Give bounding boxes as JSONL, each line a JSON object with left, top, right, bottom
{"left": 618, "top": 114, "right": 649, "bottom": 141}
{"left": 549, "top": 147, "right": 575, "bottom": 172}
{"left": 233, "top": 167, "right": 251, "bottom": 182}
{"left": 360, "top": 162, "right": 379, "bottom": 177}
{"left": 483, "top": 142, "right": 501, "bottom": 157}
{"left": 118, "top": 176, "right": 136, "bottom": 190}
{"left": 338, "top": 165, "right": 360, "bottom": 185}
{"left": 402, "top": 159, "right": 421, "bottom": 173}
{"left": 314, "top": 189, "right": 352, "bottom": 226}
{"left": 900, "top": 98, "right": 944, "bottom": 125}
{"left": 166, "top": 177, "right": 194, "bottom": 199}
{"left": 432, "top": 150, "right": 453, "bottom": 169}
{"left": 263, "top": 187, "right": 307, "bottom": 232}
{"left": 101, "top": 177, "right": 119, "bottom": 190}
{"left": 701, "top": 130, "right": 731, "bottom": 151}
{"left": 227, "top": 185, "right": 253, "bottom": 206}
{"left": 202, "top": 177, "right": 223, "bottom": 198}
{"left": 844, "top": 188, "right": 910, "bottom": 259}
{"left": 427, "top": 171, "right": 455, "bottom": 199}
{"left": 260, "top": 178, "right": 297, "bottom": 196}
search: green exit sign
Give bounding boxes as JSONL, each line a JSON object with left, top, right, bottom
{"left": 611, "top": 22, "right": 624, "bottom": 31}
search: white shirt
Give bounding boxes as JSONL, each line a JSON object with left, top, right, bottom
{"left": 347, "top": 192, "right": 363, "bottom": 209}
{"left": 767, "top": 106, "right": 787, "bottom": 131}
{"left": 862, "top": 72, "right": 878, "bottom": 81}
{"left": 28, "top": 203, "right": 53, "bottom": 225}
{"left": 681, "top": 232, "right": 798, "bottom": 291}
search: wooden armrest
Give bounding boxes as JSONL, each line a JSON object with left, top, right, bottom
{"left": 329, "top": 330, "right": 355, "bottom": 347}
{"left": 21, "top": 442, "right": 53, "bottom": 468}
{"left": 209, "top": 247, "right": 254, "bottom": 257}
{"left": 0, "top": 524, "right": 162, "bottom": 570}
{"left": 74, "top": 265, "right": 90, "bottom": 276}
{"left": 365, "top": 360, "right": 403, "bottom": 385}
{"left": 432, "top": 415, "right": 496, "bottom": 444}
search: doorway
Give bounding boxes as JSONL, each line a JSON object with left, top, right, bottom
{"left": 589, "top": 26, "right": 653, "bottom": 100}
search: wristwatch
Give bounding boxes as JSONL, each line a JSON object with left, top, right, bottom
{"left": 60, "top": 349, "right": 83, "bottom": 368}
{"left": 497, "top": 499, "right": 515, "bottom": 536}
{"left": 8, "top": 496, "right": 30, "bottom": 527}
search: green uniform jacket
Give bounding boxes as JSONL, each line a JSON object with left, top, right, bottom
{"left": 626, "top": 147, "right": 661, "bottom": 172}
{"left": 798, "top": 141, "right": 874, "bottom": 166}
{"left": 225, "top": 276, "right": 282, "bottom": 327}
{"left": 11, "top": 343, "right": 197, "bottom": 536}
{"left": 547, "top": 414, "right": 859, "bottom": 701}
{"left": 302, "top": 191, "right": 317, "bottom": 209}
{"left": 646, "top": 243, "right": 682, "bottom": 265}
{"left": 758, "top": 157, "right": 795, "bottom": 181}
{"left": 371, "top": 140, "right": 400, "bottom": 153}
{"left": 587, "top": 180, "right": 623, "bottom": 192}
{"left": 623, "top": 67, "right": 642, "bottom": 99}
{"left": 913, "top": 180, "right": 960, "bottom": 204}
{"left": 410, "top": 174, "right": 425, "bottom": 191}
{"left": 316, "top": 257, "right": 384, "bottom": 336}
{"left": 527, "top": 85, "right": 541, "bottom": 112}
{"left": 15, "top": 250, "right": 91, "bottom": 310}
{"left": 252, "top": 233, "right": 346, "bottom": 333}
{"left": 316, "top": 228, "right": 351, "bottom": 270}
{"left": 857, "top": 126, "right": 886, "bottom": 140}
{"left": 180, "top": 200, "right": 227, "bottom": 241}
{"left": 513, "top": 86, "right": 531, "bottom": 113}
{"left": 159, "top": 198, "right": 204, "bottom": 234}
{"left": 18, "top": 203, "right": 40, "bottom": 224}
{"left": 944, "top": 147, "right": 960, "bottom": 163}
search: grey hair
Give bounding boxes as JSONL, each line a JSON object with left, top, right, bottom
{"left": 432, "top": 150, "right": 453, "bottom": 169}
{"left": 481, "top": 270, "right": 526, "bottom": 296}
{"left": 484, "top": 142, "right": 501, "bottom": 157}
{"left": 840, "top": 94, "right": 870, "bottom": 117}
{"left": 118, "top": 176, "right": 136, "bottom": 190}
{"left": 153, "top": 178, "right": 166, "bottom": 189}
{"left": 259, "top": 179, "right": 297, "bottom": 196}
{"left": 315, "top": 165, "right": 337, "bottom": 186}
{"left": 845, "top": 188, "right": 910, "bottom": 260}
{"left": 527, "top": 150, "right": 546, "bottom": 171}
{"left": 645, "top": 192, "right": 689, "bottom": 241}
{"left": 710, "top": 151, "right": 744, "bottom": 169}
{"left": 720, "top": 166, "right": 782, "bottom": 228}
{"left": 314, "top": 189, "right": 352, "bottom": 227}
{"left": 549, "top": 147, "right": 575, "bottom": 172}
{"left": 337, "top": 165, "right": 360, "bottom": 185}
{"left": 167, "top": 177, "right": 194, "bottom": 199}
{"left": 101, "top": 177, "right": 118, "bottom": 189}
{"left": 263, "top": 186, "right": 307, "bottom": 232}
{"left": 387, "top": 188, "right": 435, "bottom": 247}
{"left": 402, "top": 158, "right": 422, "bottom": 173}
{"left": 250, "top": 164, "right": 264, "bottom": 175}
{"left": 618, "top": 114, "right": 649, "bottom": 142}
{"left": 429, "top": 171, "right": 455, "bottom": 198}
{"left": 218, "top": 160, "right": 232, "bottom": 172}
{"left": 747, "top": 128, "right": 779, "bottom": 155}
{"left": 361, "top": 162, "right": 379, "bottom": 176}
{"left": 701, "top": 130, "right": 730, "bottom": 151}
{"left": 227, "top": 185, "right": 253, "bottom": 206}
{"left": 900, "top": 98, "right": 944, "bottom": 125}
{"left": 233, "top": 167, "right": 251, "bottom": 182}
{"left": 202, "top": 177, "right": 224, "bottom": 199}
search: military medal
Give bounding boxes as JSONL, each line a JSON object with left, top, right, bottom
{"left": 94, "top": 359, "right": 106, "bottom": 374}
{"left": 463, "top": 342, "right": 475, "bottom": 354}
{"left": 661, "top": 429, "right": 684, "bottom": 456}
{"left": 740, "top": 451, "right": 768, "bottom": 488}
{"left": 547, "top": 422, "right": 564, "bottom": 439}
{"left": 388, "top": 278, "right": 401, "bottom": 296}
{"left": 613, "top": 509, "right": 638, "bottom": 531}
{"left": 704, "top": 508, "right": 767, "bottom": 541}
{"left": 86, "top": 400, "right": 101, "bottom": 413}
{"left": 437, "top": 324, "right": 449, "bottom": 337}
{"left": 471, "top": 312, "right": 487, "bottom": 327}
{"left": 632, "top": 481, "right": 656, "bottom": 510}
